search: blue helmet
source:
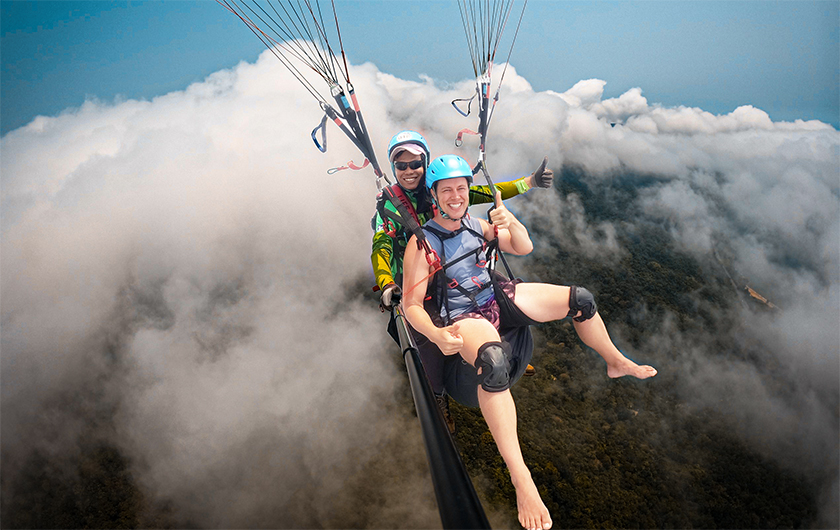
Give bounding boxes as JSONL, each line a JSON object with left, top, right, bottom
{"left": 426, "top": 155, "right": 474, "bottom": 191}
{"left": 387, "top": 130, "right": 430, "bottom": 175}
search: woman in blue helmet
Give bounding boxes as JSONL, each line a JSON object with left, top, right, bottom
{"left": 371, "top": 131, "right": 553, "bottom": 432}
{"left": 402, "top": 155, "right": 657, "bottom": 530}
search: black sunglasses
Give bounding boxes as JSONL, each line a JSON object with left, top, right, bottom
{"left": 394, "top": 160, "right": 424, "bottom": 171}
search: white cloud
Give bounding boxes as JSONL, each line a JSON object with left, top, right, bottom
{"left": 1, "top": 52, "right": 437, "bottom": 527}
{"left": 591, "top": 86, "right": 649, "bottom": 122}
{"left": 552, "top": 78, "right": 607, "bottom": 108}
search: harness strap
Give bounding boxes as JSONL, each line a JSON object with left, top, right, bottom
{"left": 423, "top": 223, "right": 485, "bottom": 242}
{"left": 441, "top": 246, "right": 484, "bottom": 270}
{"left": 424, "top": 223, "right": 489, "bottom": 272}
{"left": 423, "top": 221, "right": 500, "bottom": 325}
{"left": 385, "top": 185, "right": 422, "bottom": 227}
{"left": 452, "top": 279, "right": 492, "bottom": 302}
{"left": 377, "top": 185, "right": 439, "bottom": 270}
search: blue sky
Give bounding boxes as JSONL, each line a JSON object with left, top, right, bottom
{"left": 1, "top": 0, "right": 838, "bottom": 136}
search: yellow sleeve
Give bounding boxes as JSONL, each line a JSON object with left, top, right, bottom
{"left": 468, "top": 176, "right": 529, "bottom": 205}
{"left": 371, "top": 229, "right": 396, "bottom": 290}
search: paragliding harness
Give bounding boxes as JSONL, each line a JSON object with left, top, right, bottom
{"left": 421, "top": 218, "right": 539, "bottom": 332}
{"left": 417, "top": 215, "right": 537, "bottom": 410}
{"left": 423, "top": 219, "right": 494, "bottom": 326}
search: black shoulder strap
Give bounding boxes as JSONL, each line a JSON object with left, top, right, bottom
{"left": 423, "top": 224, "right": 454, "bottom": 241}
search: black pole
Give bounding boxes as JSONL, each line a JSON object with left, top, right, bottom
{"left": 392, "top": 304, "right": 491, "bottom": 530}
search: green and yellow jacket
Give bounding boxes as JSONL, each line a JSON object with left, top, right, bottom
{"left": 371, "top": 177, "right": 532, "bottom": 291}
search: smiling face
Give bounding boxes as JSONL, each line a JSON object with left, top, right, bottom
{"left": 393, "top": 150, "right": 425, "bottom": 191}
{"left": 432, "top": 177, "right": 470, "bottom": 219}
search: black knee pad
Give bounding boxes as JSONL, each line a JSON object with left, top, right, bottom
{"left": 567, "top": 286, "right": 597, "bottom": 322}
{"left": 477, "top": 341, "right": 511, "bottom": 393}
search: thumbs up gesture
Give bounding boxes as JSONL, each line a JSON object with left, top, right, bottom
{"left": 489, "top": 190, "right": 515, "bottom": 229}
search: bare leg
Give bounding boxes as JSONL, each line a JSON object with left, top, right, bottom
{"left": 457, "top": 318, "right": 553, "bottom": 529}
{"left": 478, "top": 389, "right": 552, "bottom": 529}
{"left": 574, "top": 313, "right": 657, "bottom": 378}
{"left": 512, "top": 283, "right": 657, "bottom": 379}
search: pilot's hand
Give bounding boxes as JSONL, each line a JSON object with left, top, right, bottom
{"left": 532, "top": 167, "right": 554, "bottom": 188}
{"left": 528, "top": 156, "right": 553, "bottom": 189}
{"left": 379, "top": 283, "right": 401, "bottom": 311}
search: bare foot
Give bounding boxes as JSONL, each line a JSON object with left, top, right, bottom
{"left": 607, "top": 359, "right": 657, "bottom": 379}
{"left": 511, "top": 471, "right": 552, "bottom": 530}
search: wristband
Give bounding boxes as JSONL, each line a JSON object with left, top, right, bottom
{"left": 514, "top": 178, "right": 531, "bottom": 195}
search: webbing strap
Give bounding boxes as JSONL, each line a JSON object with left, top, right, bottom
{"left": 327, "top": 158, "right": 370, "bottom": 174}
{"left": 454, "top": 127, "right": 479, "bottom": 148}
{"left": 380, "top": 185, "right": 438, "bottom": 266}
{"left": 423, "top": 223, "right": 485, "bottom": 242}
{"left": 311, "top": 114, "right": 328, "bottom": 152}
{"left": 442, "top": 246, "right": 484, "bottom": 271}
{"left": 451, "top": 93, "right": 476, "bottom": 117}
{"left": 385, "top": 185, "right": 422, "bottom": 228}
{"left": 378, "top": 207, "right": 407, "bottom": 239}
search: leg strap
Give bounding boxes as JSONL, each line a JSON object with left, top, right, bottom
{"left": 476, "top": 341, "right": 511, "bottom": 393}
{"left": 567, "top": 286, "right": 597, "bottom": 322}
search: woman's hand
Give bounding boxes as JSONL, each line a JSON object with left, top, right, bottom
{"left": 434, "top": 323, "right": 464, "bottom": 355}
{"left": 489, "top": 191, "right": 516, "bottom": 230}
{"left": 484, "top": 191, "right": 534, "bottom": 256}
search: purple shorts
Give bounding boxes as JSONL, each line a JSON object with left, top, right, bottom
{"left": 450, "top": 276, "right": 522, "bottom": 330}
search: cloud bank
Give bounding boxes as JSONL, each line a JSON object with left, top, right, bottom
{"left": 2, "top": 52, "right": 838, "bottom": 526}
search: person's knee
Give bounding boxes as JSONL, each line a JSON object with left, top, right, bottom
{"left": 477, "top": 341, "right": 511, "bottom": 392}
{"left": 567, "top": 286, "right": 597, "bottom": 322}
